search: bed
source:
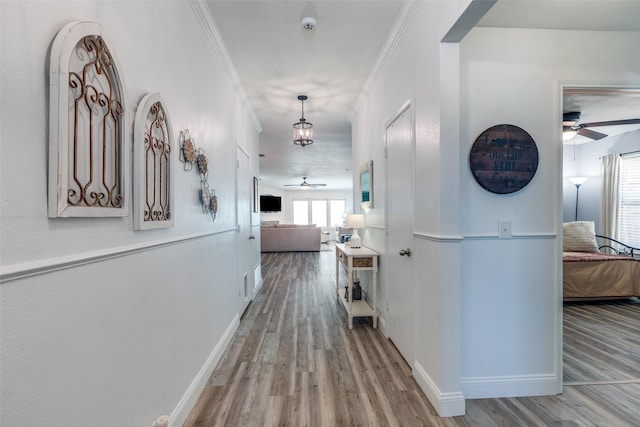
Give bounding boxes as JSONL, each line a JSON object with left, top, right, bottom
{"left": 563, "top": 221, "right": 640, "bottom": 300}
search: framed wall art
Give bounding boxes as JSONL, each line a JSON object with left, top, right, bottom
{"left": 360, "top": 160, "right": 373, "bottom": 209}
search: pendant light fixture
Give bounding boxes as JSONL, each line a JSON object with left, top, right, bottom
{"left": 293, "top": 95, "right": 313, "bottom": 147}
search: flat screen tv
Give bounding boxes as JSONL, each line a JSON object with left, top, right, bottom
{"left": 260, "top": 195, "right": 282, "bottom": 212}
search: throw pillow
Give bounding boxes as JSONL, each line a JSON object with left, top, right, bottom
{"left": 563, "top": 221, "right": 599, "bottom": 253}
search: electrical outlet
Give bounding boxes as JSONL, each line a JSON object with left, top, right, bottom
{"left": 499, "top": 220, "right": 512, "bottom": 238}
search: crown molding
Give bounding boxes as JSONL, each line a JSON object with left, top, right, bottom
{"left": 349, "top": 0, "right": 422, "bottom": 121}
{"left": 189, "top": 0, "right": 262, "bottom": 133}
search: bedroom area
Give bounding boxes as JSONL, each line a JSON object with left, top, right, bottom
{"left": 561, "top": 86, "right": 640, "bottom": 387}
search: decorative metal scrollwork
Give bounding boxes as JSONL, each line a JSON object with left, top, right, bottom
{"left": 133, "top": 93, "right": 174, "bottom": 230}
{"left": 48, "top": 21, "right": 129, "bottom": 217}
{"left": 66, "top": 35, "right": 125, "bottom": 210}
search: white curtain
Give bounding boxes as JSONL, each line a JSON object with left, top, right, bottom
{"left": 600, "top": 153, "right": 620, "bottom": 240}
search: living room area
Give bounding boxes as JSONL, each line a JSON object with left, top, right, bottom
{"left": 258, "top": 186, "right": 354, "bottom": 253}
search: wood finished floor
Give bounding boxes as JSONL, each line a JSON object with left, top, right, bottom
{"left": 183, "top": 247, "right": 640, "bottom": 426}
{"left": 563, "top": 299, "right": 640, "bottom": 385}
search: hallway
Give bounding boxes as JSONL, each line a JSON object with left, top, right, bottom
{"left": 184, "top": 249, "right": 640, "bottom": 426}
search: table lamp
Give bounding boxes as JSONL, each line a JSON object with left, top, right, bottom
{"left": 345, "top": 214, "right": 365, "bottom": 248}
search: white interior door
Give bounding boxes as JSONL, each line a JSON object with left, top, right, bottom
{"left": 385, "top": 103, "right": 414, "bottom": 365}
{"left": 236, "top": 146, "right": 253, "bottom": 315}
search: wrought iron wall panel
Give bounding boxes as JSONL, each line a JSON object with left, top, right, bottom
{"left": 49, "top": 21, "right": 129, "bottom": 217}
{"left": 134, "top": 93, "right": 174, "bottom": 230}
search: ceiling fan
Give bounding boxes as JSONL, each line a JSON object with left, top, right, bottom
{"left": 283, "top": 176, "right": 327, "bottom": 188}
{"left": 563, "top": 111, "right": 640, "bottom": 141}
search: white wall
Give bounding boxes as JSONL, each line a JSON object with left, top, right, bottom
{"left": 562, "top": 130, "right": 640, "bottom": 229}
{"left": 351, "top": 0, "right": 640, "bottom": 416}
{"left": 350, "top": 0, "right": 472, "bottom": 416}
{"left": 0, "top": 1, "right": 260, "bottom": 426}
{"left": 459, "top": 27, "right": 639, "bottom": 398}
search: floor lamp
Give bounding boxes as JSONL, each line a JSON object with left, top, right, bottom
{"left": 569, "top": 177, "right": 588, "bottom": 221}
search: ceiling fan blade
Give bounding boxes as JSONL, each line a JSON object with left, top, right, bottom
{"left": 309, "top": 183, "right": 326, "bottom": 187}
{"left": 581, "top": 118, "right": 640, "bottom": 127}
{"left": 578, "top": 128, "right": 607, "bottom": 140}
{"left": 283, "top": 184, "right": 300, "bottom": 187}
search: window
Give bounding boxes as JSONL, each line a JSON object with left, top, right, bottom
{"left": 619, "top": 153, "right": 640, "bottom": 247}
{"left": 292, "top": 199, "right": 346, "bottom": 226}
{"left": 292, "top": 200, "right": 309, "bottom": 225}
{"left": 329, "top": 200, "right": 346, "bottom": 226}
{"left": 311, "top": 200, "right": 327, "bottom": 227}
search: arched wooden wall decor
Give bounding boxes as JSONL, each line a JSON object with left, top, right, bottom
{"left": 48, "top": 21, "right": 129, "bottom": 217}
{"left": 469, "top": 124, "right": 539, "bottom": 194}
{"left": 133, "top": 93, "right": 174, "bottom": 230}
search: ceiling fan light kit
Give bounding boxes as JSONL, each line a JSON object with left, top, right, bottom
{"left": 562, "top": 111, "right": 640, "bottom": 141}
{"left": 284, "top": 176, "right": 327, "bottom": 189}
{"left": 293, "top": 95, "right": 314, "bottom": 147}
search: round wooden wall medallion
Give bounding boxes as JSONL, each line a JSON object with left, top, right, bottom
{"left": 469, "top": 124, "right": 539, "bottom": 194}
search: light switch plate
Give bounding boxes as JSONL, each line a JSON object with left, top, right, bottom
{"left": 499, "top": 220, "right": 512, "bottom": 238}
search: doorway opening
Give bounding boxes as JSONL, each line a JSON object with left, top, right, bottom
{"left": 560, "top": 84, "right": 640, "bottom": 387}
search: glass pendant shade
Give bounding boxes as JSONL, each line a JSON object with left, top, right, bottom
{"left": 293, "top": 95, "right": 313, "bottom": 147}
{"left": 293, "top": 120, "right": 313, "bottom": 146}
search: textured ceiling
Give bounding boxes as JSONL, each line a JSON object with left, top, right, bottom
{"left": 206, "top": 0, "right": 640, "bottom": 190}
{"left": 206, "top": 0, "right": 405, "bottom": 190}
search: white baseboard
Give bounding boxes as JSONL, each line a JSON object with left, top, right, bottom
{"left": 413, "top": 361, "right": 465, "bottom": 417}
{"left": 377, "top": 312, "right": 387, "bottom": 335}
{"left": 169, "top": 313, "right": 241, "bottom": 427}
{"left": 461, "top": 373, "right": 560, "bottom": 399}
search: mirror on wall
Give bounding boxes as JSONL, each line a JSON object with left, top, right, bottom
{"left": 360, "top": 160, "right": 373, "bottom": 210}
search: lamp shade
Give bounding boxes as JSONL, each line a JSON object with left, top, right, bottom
{"left": 345, "top": 214, "right": 365, "bottom": 229}
{"left": 569, "top": 176, "right": 588, "bottom": 186}
{"left": 562, "top": 130, "right": 577, "bottom": 141}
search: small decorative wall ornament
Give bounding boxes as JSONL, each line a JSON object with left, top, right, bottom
{"left": 196, "top": 148, "right": 208, "bottom": 179}
{"left": 194, "top": 148, "right": 217, "bottom": 220}
{"left": 469, "top": 124, "right": 539, "bottom": 194}
{"left": 48, "top": 21, "right": 129, "bottom": 217}
{"left": 133, "top": 93, "right": 174, "bottom": 230}
{"left": 177, "top": 130, "right": 218, "bottom": 220}
{"left": 210, "top": 190, "right": 218, "bottom": 220}
{"left": 199, "top": 184, "right": 211, "bottom": 214}
{"left": 179, "top": 130, "right": 196, "bottom": 171}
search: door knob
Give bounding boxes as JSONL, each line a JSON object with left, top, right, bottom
{"left": 249, "top": 234, "right": 256, "bottom": 240}
{"left": 399, "top": 248, "right": 411, "bottom": 257}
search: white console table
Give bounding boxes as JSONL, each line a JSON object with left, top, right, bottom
{"left": 335, "top": 243, "right": 378, "bottom": 329}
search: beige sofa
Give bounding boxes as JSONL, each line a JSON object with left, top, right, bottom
{"left": 260, "top": 224, "right": 321, "bottom": 252}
